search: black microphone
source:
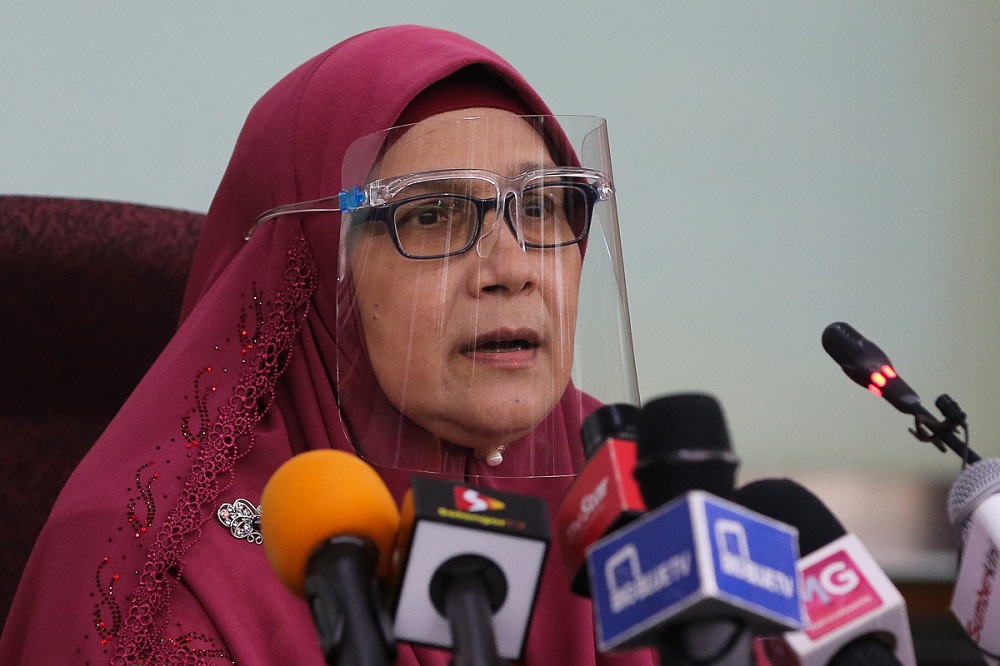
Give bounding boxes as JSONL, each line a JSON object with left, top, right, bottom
{"left": 821, "top": 321, "right": 979, "bottom": 462}
{"left": 821, "top": 322, "right": 920, "bottom": 414}
{"left": 736, "top": 478, "right": 915, "bottom": 666}
{"left": 586, "top": 394, "right": 803, "bottom": 663}
{"left": 633, "top": 393, "right": 739, "bottom": 508}
{"left": 391, "top": 476, "right": 550, "bottom": 665}
{"left": 637, "top": 394, "right": 748, "bottom": 666}
{"left": 636, "top": 394, "right": 752, "bottom": 665}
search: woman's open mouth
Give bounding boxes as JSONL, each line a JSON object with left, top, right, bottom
{"left": 460, "top": 329, "right": 541, "bottom": 367}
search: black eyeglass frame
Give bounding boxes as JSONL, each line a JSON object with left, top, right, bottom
{"left": 345, "top": 178, "right": 601, "bottom": 260}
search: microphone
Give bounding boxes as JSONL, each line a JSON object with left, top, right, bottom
{"left": 738, "top": 478, "right": 915, "bottom": 666}
{"left": 586, "top": 394, "right": 803, "bottom": 663}
{"left": 633, "top": 393, "right": 739, "bottom": 508}
{"left": 259, "top": 449, "right": 399, "bottom": 666}
{"left": 947, "top": 458, "right": 1000, "bottom": 664}
{"left": 391, "top": 475, "right": 550, "bottom": 664}
{"left": 555, "top": 403, "right": 645, "bottom": 597}
{"left": 821, "top": 322, "right": 920, "bottom": 414}
{"left": 821, "top": 321, "right": 980, "bottom": 462}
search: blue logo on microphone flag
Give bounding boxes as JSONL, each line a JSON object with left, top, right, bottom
{"left": 587, "top": 500, "right": 701, "bottom": 649}
{"left": 587, "top": 492, "right": 804, "bottom": 650}
{"left": 704, "top": 496, "right": 802, "bottom": 627}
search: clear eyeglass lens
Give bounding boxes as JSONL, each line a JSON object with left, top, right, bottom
{"left": 393, "top": 195, "right": 480, "bottom": 257}
{"left": 517, "top": 183, "right": 591, "bottom": 247}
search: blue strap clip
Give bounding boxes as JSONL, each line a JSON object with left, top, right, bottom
{"left": 338, "top": 186, "right": 367, "bottom": 212}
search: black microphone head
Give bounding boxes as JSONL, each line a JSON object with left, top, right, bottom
{"left": 822, "top": 322, "right": 893, "bottom": 386}
{"left": 633, "top": 393, "right": 738, "bottom": 509}
{"left": 734, "top": 478, "right": 846, "bottom": 556}
{"left": 822, "top": 322, "right": 921, "bottom": 413}
{"left": 580, "top": 403, "right": 641, "bottom": 459}
{"left": 948, "top": 458, "right": 1000, "bottom": 546}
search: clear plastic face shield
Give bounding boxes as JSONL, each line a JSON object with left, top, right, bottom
{"left": 255, "top": 113, "right": 638, "bottom": 478}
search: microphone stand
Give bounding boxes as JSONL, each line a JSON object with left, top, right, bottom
{"left": 657, "top": 619, "right": 751, "bottom": 666}
{"left": 306, "top": 536, "right": 396, "bottom": 666}
{"left": 431, "top": 555, "right": 509, "bottom": 666}
{"left": 446, "top": 574, "right": 508, "bottom": 666}
{"left": 905, "top": 394, "right": 979, "bottom": 464}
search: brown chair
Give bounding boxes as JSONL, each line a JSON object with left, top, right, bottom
{"left": 0, "top": 195, "right": 205, "bottom": 631}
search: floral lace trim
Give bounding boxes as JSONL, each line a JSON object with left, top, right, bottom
{"left": 88, "top": 232, "right": 316, "bottom": 665}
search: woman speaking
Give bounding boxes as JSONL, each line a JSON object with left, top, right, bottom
{"left": 0, "top": 25, "right": 647, "bottom": 665}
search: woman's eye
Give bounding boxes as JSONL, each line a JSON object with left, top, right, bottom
{"left": 414, "top": 208, "right": 444, "bottom": 226}
{"left": 523, "top": 192, "right": 557, "bottom": 219}
{"left": 399, "top": 200, "right": 452, "bottom": 228}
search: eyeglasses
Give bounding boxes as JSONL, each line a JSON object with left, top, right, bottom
{"left": 246, "top": 167, "right": 613, "bottom": 259}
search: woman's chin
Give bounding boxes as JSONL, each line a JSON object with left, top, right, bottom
{"left": 444, "top": 405, "right": 557, "bottom": 448}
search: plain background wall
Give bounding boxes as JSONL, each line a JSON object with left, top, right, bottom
{"left": 2, "top": 3, "right": 998, "bottom": 497}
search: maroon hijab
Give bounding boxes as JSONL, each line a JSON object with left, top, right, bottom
{"left": 0, "top": 26, "right": 653, "bottom": 665}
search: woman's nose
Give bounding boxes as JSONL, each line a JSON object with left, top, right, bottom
{"left": 472, "top": 209, "right": 539, "bottom": 296}
{"left": 475, "top": 193, "right": 521, "bottom": 260}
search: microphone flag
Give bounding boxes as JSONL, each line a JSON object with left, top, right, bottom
{"left": 392, "top": 476, "right": 550, "bottom": 661}
{"left": 760, "top": 534, "right": 916, "bottom": 665}
{"left": 586, "top": 491, "right": 803, "bottom": 652}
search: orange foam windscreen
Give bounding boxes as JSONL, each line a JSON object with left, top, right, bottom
{"left": 260, "top": 449, "right": 400, "bottom": 597}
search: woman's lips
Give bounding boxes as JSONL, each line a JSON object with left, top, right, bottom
{"left": 460, "top": 328, "right": 541, "bottom": 367}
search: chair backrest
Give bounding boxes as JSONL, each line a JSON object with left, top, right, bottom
{"left": 0, "top": 195, "right": 205, "bottom": 630}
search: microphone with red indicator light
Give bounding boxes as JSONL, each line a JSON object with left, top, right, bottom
{"left": 820, "top": 322, "right": 919, "bottom": 414}
{"left": 821, "top": 321, "right": 979, "bottom": 462}
{"left": 260, "top": 449, "right": 399, "bottom": 666}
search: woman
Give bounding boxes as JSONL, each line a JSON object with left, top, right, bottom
{"left": 0, "top": 25, "right": 648, "bottom": 665}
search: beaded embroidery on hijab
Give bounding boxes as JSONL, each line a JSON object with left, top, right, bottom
{"left": 0, "top": 25, "right": 653, "bottom": 666}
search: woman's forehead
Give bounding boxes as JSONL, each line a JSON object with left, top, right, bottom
{"left": 374, "top": 108, "right": 554, "bottom": 179}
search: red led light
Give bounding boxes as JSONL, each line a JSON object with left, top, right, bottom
{"left": 870, "top": 372, "right": 887, "bottom": 388}
{"left": 881, "top": 364, "right": 897, "bottom": 379}
{"left": 868, "top": 384, "right": 883, "bottom": 397}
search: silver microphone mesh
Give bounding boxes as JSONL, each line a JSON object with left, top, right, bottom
{"left": 947, "top": 458, "right": 1000, "bottom": 546}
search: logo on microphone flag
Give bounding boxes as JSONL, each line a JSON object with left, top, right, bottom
{"left": 800, "top": 549, "right": 882, "bottom": 639}
{"left": 454, "top": 487, "right": 506, "bottom": 513}
{"left": 587, "top": 492, "right": 803, "bottom": 651}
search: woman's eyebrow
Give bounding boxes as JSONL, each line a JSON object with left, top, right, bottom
{"left": 510, "top": 160, "right": 558, "bottom": 175}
